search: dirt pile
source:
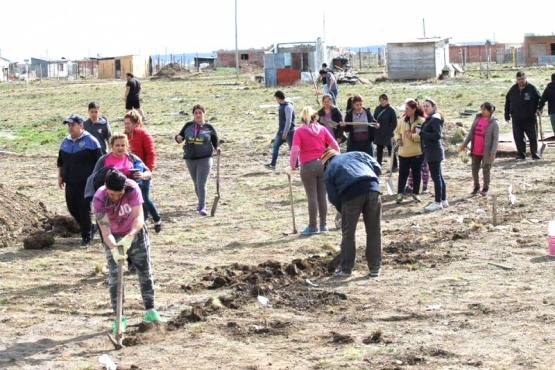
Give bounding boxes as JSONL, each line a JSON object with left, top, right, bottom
{"left": 0, "top": 185, "right": 52, "bottom": 248}
{"left": 154, "top": 63, "right": 191, "bottom": 78}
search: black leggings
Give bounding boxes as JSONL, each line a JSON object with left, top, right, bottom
{"left": 427, "top": 161, "right": 446, "bottom": 202}
{"left": 398, "top": 156, "right": 422, "bottom": 195}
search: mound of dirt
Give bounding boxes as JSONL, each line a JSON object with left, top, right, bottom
{"left": 0, "top": 185, "right": 52, "bottom": 248}
{"left": 154, "top": 63, "right": 191, "bottom": 78}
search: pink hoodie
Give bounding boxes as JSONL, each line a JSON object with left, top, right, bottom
{"left": 290, "top": 122, "right": 340, "bottom": 168}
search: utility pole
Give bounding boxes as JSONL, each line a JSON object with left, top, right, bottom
{"left": 235, "top": 0, "right": 239, "bottom": 80}
{"left": 422, "top": 18, "right": 426, "bottom": 38}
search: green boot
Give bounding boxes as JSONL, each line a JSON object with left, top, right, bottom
{"left": 144, "top": 308, "right": 166, "bottom": 323}
{"left": 112, "top": 315, "right": 127, "bottom": 334}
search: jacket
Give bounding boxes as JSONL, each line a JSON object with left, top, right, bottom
{"left": 344, "top": 108, "right": 378, "bottom": 142}
{"left": 373, "top": 104, "right": 397, "bottom": 146}
{"left": 324, "top": 151, "right": 381, "bottom": 211}
{"left": 57, "top": 132, "right": 103, "bottom": 187}
{"left": 420, "top": 112, "right": 444, "bottom": 162}
{"left": 394, "top": 116, "right": 424, "bottom": 158}
{"left": 127, "top": 126, "right": 156, "bottom": 170}
{"left": 317, "top": 106, "right": 345, "bottom": 141}
{"left": 84, "top": 117, "right": 112, "bottom": 154}
{"left": 504, "top": 82, "right": 541, "bottom": 122}
{"left": 84, "top": 152, "right": 148, "bottom": 199}
{"left": 462, "top": 114, "right": 500, "bottom": 164}
{"left": 539, "top": 82, "right": 555, "bottom": 115}
{"left": 278, "top": 99, "right": 295, "bottom": 133}
{"left": 176, "top": 121, "right": 219, "bottom": 160}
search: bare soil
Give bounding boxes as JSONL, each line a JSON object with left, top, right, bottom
{"left": 1, "top": 72, "right": 555, "bottom": 370}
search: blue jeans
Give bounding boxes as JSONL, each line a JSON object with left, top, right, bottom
{"left": 427, "top": 161, "right": 446, "bottom": 203}
{"left": 270, "top": 130, "right": 295, "bottom": 167}
{"left": 140, "top": 179, "right": 161, "bottom": 222}
{"left": 329, "top": 87, "right": 338, "bottom": 106}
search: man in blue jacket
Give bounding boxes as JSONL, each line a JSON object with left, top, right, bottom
{"left": 57, "top": 114, "right": 103, "bottom": 248}
{"left": 321, "top": 148, "right": 383, "bottom": 277}
{"left": 265, "top": 90, "right": 296, "bottom": 170}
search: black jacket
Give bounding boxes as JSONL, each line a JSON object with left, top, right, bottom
{"left": 504, "top": 82, "right": 541, "bottom": 122}
{"left": 343, "top": 108, "right": 377, "bottom": 142}
{"left": 420, "top": 112, "right": 444, "bottom": 162}
{"left": 317, "top": 107, "right": 345, "bottom": 141}
{"left": 373, "top": 104, "right": 397, "bottom": 146}
{"left": 176, "top": 121, "right": 219, "bottom": 160}
{"left": 539, "top": 82, "right": 555, "bottom": 115}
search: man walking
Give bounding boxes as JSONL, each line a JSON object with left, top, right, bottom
{"left": 321, "top": 148, "right": 383, "bottom": 277}
{"left": 539, "top": 73, "right": 555, "bottom": 134}
{"left": 57, "top": 114, "right": 103, "bottom": 248}
{"left": 319, "top": 68, "right": 338, "bottom": 105}
{"left": 92, "top": 170, "right": 165, "bottom": 333}
{"left": 265, "top": 90, "right": 296, "bottom": 170}
{"left": 84, "top": 101, "right": 112, "bottom": 154}
{"left": 124, "top": 73, "right": 145, "bottom": 120}
{"left": 504, "top": 71, "right": 541, "bottom": 159}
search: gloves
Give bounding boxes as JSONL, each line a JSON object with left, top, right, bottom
{"left": 110, "top": 247, "right": 127, "bottom": 262}
{"left": 116, "top": 235, "right": 134, "bottom": 255}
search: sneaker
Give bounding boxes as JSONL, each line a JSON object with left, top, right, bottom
{"left": 319, "top": 225, "right": 329, "bottom": 233}
{"left": 112, "top": 315, "right": 127, "bottom": 334}
{"left": 515, "top": 155, "right": 525, "bottom": 160}
{"left": 425, "top": 202, "right": 443, "bottom": 212}
{"left": 154, "top": 221, "right": 162, "bottom": 233}
{"left": 81, "top": 238, "right": 91, "bottom": 249}
{"left": 441, "top": 200, "right": 450, "bottom": 208}
{"left": 144, "top": 308, "right": 166, "bottom": 323}
{"left": 264, "top": 163, "right": 276, "bottom": 170}
{"left": 197, "top": 206, "right": 208, "bottom": 216}
{"left": 471, "top": 186, "right": 480, "bottom": 196}
{"left": 421, "top": 187, "right": 429, "bottom": 194}
{"left": 300, "top": 225, "right": 320, "bottom": 235}
{"left": 396, "top": 194, "right": 403, "bottom": 204}
{"left": 404, "top": 186, "right": 413, "bottom": 195}
{"left": 532, "top": 155, "right": 541, "bottom": 160}
{"left": 333, "top": 268, "right": 352, "bottom": 277}
{"left": 411, "top": 194, "right": 422, "bottom": 203}
{"left": 480, "top": 188, "right": 488, "bottom": 197}
{"left": 369, "top": 267, "right": 381, "bottom": 278}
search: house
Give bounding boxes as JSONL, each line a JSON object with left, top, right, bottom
{"left": 217, "top": 48, "right": 267, "bottom": 68}
{"left": 31, "top": 57, "right": 71, "bottom": 79}
{"left": 449, "top": 42, "right": 517, "bottom": 65}
{"left": 387, "top": 38, "right": 450, "bottom": 80}
{"left": 523, "top": 34, "right": 555, "bottom": 65}
{"left": 194, "top": 56, "right": 216, "bottom": 69}
{"left": 0, "top": 57, "right": 9, "bottom": 82}
{"left": 74, "top": 58, "right": 99, "bottom": 78}
{"left": 264, "top": 38, "right": 326, "bottom": 87}
{"left": 97, "top": 55, "right": 151, "bottom": 79}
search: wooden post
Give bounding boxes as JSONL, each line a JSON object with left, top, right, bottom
{"left": 492, "top": 194, "right": 497, "bottom": 226}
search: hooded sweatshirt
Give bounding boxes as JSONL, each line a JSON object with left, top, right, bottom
{"left": 290, "top": 123, "right": 339, "bottom": 167}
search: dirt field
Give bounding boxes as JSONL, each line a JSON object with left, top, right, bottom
{"left": 1, "top": 67, "right": 555, "bottom": 370}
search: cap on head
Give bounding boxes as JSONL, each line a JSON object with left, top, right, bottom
{"left": 105, "top": 170, "right": 127, "bottom": 191}
{"left": 379, "top": 93, "right": 388, "bottom": 100}
{"left": 274, "top": 90, "right": 285, "bottom": 100}
{"left": 320, "top": 148, "right": 338, "bottom": 165}
{"left": 63, "top": 114, "right": 85, "bottom": 124}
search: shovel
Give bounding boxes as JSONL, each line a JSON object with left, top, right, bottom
{"left": 283, "top": 172, "right": 298, "bottom": 235}
{"left": 210, "top": 154, "right": 220, "bottom": 217}
{"left": 319, "top": 116, "right": 377, "bottom": 128}
{"left": 308, "top": 68, "right": 320, "bottom": 107}
{"left": 386, "top": 144, "right": 396, "bottom": 196}
{"left": 107, "top": 246, "right": 125, "bottom": 350}
{"left": 538, "top": 113, "right": 547, "bottom": 156}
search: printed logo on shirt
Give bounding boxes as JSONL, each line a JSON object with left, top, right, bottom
{"left": 118, "top": 203, "right": 133, "bottom": 217}
{"left": 79, "top": 141, "right": 85, "bottom": 147}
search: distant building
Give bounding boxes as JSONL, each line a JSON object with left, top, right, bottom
{"left": 387, "top": 38, "right": 450, "bottom": 80}
{"left": 31, "top": 57, "right": 71, "bottom": 79}
{"left": 74, "top": 58, "right": 99, "bottom": 78}
{"left": 524, "top": 34, "right": 555, "bottom": 65}
{"left": 217, "top": 48, "right": 267, "bottom": 68}
{"left": 0, "top": 57, "right": 9, "bottom": 82}
{"left": 97, "top": 55, "right": 151, "bottom": 79}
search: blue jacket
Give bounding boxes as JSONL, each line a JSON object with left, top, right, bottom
{"left": 324, "top": 151, "right": 381, "bottom": 211}
{"left": 57, "top": 132, "right": 103, "bottom": 187}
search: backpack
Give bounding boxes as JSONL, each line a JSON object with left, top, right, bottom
{"left": 92, "top": 166, "right": 115, "bottom": 192}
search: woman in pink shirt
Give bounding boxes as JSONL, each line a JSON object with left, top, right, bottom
{"left": 290, "top": 106, "right": 340, "bottom": 235}
{"left": 460, "top": 102, "right": 500, "bottom": 196}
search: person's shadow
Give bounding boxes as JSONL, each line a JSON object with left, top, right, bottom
{"left": 530, "top": 255, "right": 555, "bottom": 263}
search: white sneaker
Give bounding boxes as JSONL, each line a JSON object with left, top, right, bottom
{"left": 441, "top": 200, "right": 449, "bottom": 208}
{"left": 425, "top": 202, "right": 443, "bottom": 212}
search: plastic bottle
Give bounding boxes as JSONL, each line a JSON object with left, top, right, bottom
{"left": 548, "top": 220, "right": 555, "bottom": 256}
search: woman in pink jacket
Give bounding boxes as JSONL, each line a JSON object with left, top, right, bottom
{"left": 290, "top": 106, "right": 340, "bottom": 235}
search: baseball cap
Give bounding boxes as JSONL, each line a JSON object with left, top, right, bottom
{"left": 63, "top": 114, "right": 85, "bottom": 124}
{"left": 320, "top": 148, "right": 338, "bottom": 165}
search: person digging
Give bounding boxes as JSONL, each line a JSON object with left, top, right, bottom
{"left": 92, "top": 169, "right": 165, "bottom": 334}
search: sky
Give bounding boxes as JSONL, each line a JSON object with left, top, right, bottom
{"left": 1, "top": 0, "right": 554, "bottom": 62}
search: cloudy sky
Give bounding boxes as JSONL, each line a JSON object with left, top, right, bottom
{"left": 1, "top": 0, "right": 553, "bottom": 61}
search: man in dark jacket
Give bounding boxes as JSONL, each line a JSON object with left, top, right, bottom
{"left": 373, "top": 93, "right": 398, "bottom": 170}
{"left": 322, "top": 148, "right": 382, "bottom": 278}
{"left": 504, "top": 71, "right": 541, "bottom": 159}
{"left": 57, "top": 114, "right": 103, "bottom": 248}
{"left": 539, "top": 73, "right": 555, "bottom": 134}
{"left": 84, "top": 101, "right": 112, "bottom": 154}
{"left": 265, "top": 90, "right": 296, "bottom": 170}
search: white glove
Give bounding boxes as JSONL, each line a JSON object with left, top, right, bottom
{"left": 110, "top": 247, "right": 127, "bottom": 262}
{"left": 285, "top": 166, "right": 293, "bottom": 175}
{"left": 116, "top": 235, "right": 134, "bottom": 255}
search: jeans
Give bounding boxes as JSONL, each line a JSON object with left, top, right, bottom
{"left": 340, "top": 192, "right": 382, "bottom": 272}
{"left": 185, "top": 157, "right": 213, "bottom": 208}
{"left": 428, "top": 161, "right": 446, "bottom": 203}
{"left": 398, "top": 155, "right": 423, "bottom": 195}
{"left": 300, "top": 159, "right": 327, "bottom": 228}
{"left": 270, "top": 131, "right": 295, "bottom": 167}
{"left": 65, "top": 184, "right": 92, "bottom": 241}
{"left": 329, "top": 87, "right": 338, "bottom": 106}
{"left": 140, "top": 179, "right": 161, "bottom": 223}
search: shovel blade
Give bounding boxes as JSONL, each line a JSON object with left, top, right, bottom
{"left": 540, "top": 142, "right": 547, "bottom": 156}
{"left": 386, "top": 178, "right": 394, "bottom": 196}
{"left": 106, "top": 333, "right": 124, "bottom": 350}
{"left": 210, "top": 195, "right": 220, "bottom": 217}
